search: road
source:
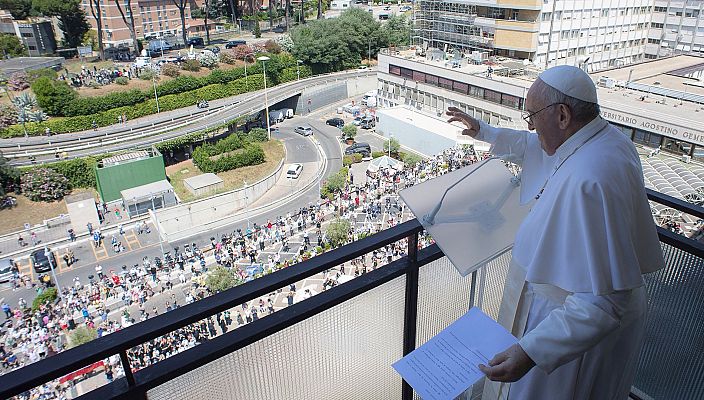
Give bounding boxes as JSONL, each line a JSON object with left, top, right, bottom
{"left": 1, "top": 70, "right": 375, "bottom": 165}
{"left": 0, "top": 105, "right": 389, "bottom": 317}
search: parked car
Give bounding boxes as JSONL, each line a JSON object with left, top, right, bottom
{"left": 360, "top": 116, "right": 375, "bottom": 129}
{"left": 326, "top": 117, "right": 344, "bottom": 127}
{"left": 225, "top": 40, "right": 247, "bottom": 49}
{"left": 272, "top": 25, "right": 286, "bottom": 33}
{"left": 187, "top": 37, "right": 204, "bottom": 47}
{"left": 345, "top": 142, "right": 371, "bottom": 157}
{"left": 294, "top": 125, "right": 313, "bottom": 136}
{"left": 352, "top": 116, "right": 363, "bottom": 126}
{"left": 286, "top": 163, "right": 303, "bottom": 179}
{"left": 205, "top": 46, "right": 220, "bottom": 54}
{"left": 0, "top": 258, "right": 14, "bottom": 283}
{"left": 30, "top": 249, "right": 56, "bottom": 273}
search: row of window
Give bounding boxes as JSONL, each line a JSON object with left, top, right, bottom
{"left": 388, "top": 65, "right": 523, "bottom": 110}
{"left": 543, "top": 6, "right": 651, "bottom": 21}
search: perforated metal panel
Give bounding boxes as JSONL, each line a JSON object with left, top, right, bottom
{"left": 147, "top": 275, "right": 407, "bottom": 400}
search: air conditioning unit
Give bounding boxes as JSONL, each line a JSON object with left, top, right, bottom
{"left": 682, "top": 154, "right": 691, "bottom": 163}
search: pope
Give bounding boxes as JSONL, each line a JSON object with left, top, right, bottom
{"left": 447, "top": 65, "right": 664, "bottom": 399}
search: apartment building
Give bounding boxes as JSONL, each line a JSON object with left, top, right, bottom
{"left": 646, "top": 0, "right": 704, "bottom": 58}
{"left": 81, "top": 0, "right": 206, "bottom": 48}
{"left": 0, "top": 10, "right": 57, "bottom": 56}
{"left": 412, "top": 0, "right": 651, "bottom": 72}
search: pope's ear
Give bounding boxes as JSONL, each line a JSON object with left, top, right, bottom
{"left": 558, "top": 104, "right": 572, "bottom": 129}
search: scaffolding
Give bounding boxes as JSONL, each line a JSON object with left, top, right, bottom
{"left": 413, "top": 0, "right": 494, "bottom": 55}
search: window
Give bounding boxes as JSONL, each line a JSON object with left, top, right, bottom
{"left": 469, "top": 86, "right": 483, "bottom": 98}
{"left": 651, "top": 23, "right": 663, "bottom": 28}
{"left": 452, "top": 81, "right": 468, "bottom": 94}
{"left": 541, "top": 12, "right": 551, "bottom": 21}
{"left": 484, "top": 89, "right": 501, "bottom": 104}
{"left": 425, "top": 74, "right": 438, "bottom": 86}
{"left": 654, "top": 6, "right": 667, "bottom": 13}
{"left": 389, "top": 65, "right": 401, "bottom": 75}
{"left": 28, "top": 45, "right": 37, "bottom": 50}
{"left": 400, "top": 67, "right": 413, "bottom": 79}
{"left": 438, "top": 77, "right": 452, "bottom": 90}
{"left": 21, "top": 32, "right": 33, "bottom": 37}
{"left": 412, "top": 71, "right": 425, "bottom": 82}
{"left": 501, "top": 94, "right": 521, "bottom": 109}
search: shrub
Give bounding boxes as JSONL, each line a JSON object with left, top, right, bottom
{"left": 20, "top": 168, "right": 71, "bottom": 202}
{"left": 326, "top": 218, "right": 351, "bottom": 247}
{"left": 275, "top": 35, "right": 294, "bottom": 52}
{"left": 342, "top": 124, "right": 357, "bottom": 139}
{"left": 245, "top": 127, "right": 268, "bottom": 142}
{"left": 372, "top": 151, "right": 384, "bottom": 159}
{"left": 231, "top": 45, "right": 254, "bottom": 61}
{"left": 198, "top": 51, "right": 219, "bottom": 68}
{"left": 115, "top": 76, "right": 129, "bottom": 85}
{"left": 324, "top": 167, "right": 348, "bottom": 193}
{"left": 264, "top": 40, "right": 281, "bottom": 54}
{"left": 402, "top": 152, "right": 422, "bottom": 167}
{"left": 27, "top": 68, "right": 57, "bottom": 83}
{"left": 182, "top": 59, "right": 201, "bottom": 72}
{"left": 194, "top": 144, "right": 265, "bottom": 173}
{"left": 139, "top": 69, "right": 156, "bottom": 80}
{"left": 253, "top": 21, "right": 261, "bottom": 38}
{"left": 218, "top": 50, "right": 238, "bottom": 65}
{"left": 353, "top": 153, "right": 363, "bottom": 162}
{"left": 0, "top": 105, "right": 17, "bottom": 129}
{"left": 68, "top": 326, "right": 97, "bottom": 348}
{"left": 31, "top": 287, "right": 58, "bottom": 311}
{"left": 161, "top": 63, "right": 181, "bottom": 77}
{"left": 205, "top": 265, "right": 239, "bottom": 292}
{"left": 383, "top": 137, "right": 400, "bottom": 155}
{"left": 8, "top": 72, "right": 29, "bottom": 91}
{"left": 342, "top": 155, "right": 354, "bottom": 167}
{"left": 22, "top": 156, "right": 105, "bottom": 188}
{"left": 31, "top": 77, "right": 77, "bottom": 117}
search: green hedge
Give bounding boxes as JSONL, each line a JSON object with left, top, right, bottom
{"left": 19, "top": 155, "right": 111, "bottom": 189}
{"left": 193, "top": 144, "right": 265, "bottom": 173}
{"left": 32, "top": 287, "right": 58, "bottom": 311}
{"left": 0, "top": 74, "right": 267, "bottom": 138}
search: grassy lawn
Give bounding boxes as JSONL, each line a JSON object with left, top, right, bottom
{"left": 0, "top": 188, "right": 96, "bottom": 235}
{"left": 167, "top": 140, "right": 285, "bottom": 202}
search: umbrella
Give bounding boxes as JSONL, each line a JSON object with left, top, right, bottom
{"left": 367, "top": 155, "right": 404, "bottom": 174}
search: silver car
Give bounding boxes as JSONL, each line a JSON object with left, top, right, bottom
{"left": 294, "top": 125, "right": 313, "bottom": 136}
{"left": 0, "top": 258, "right": 14, "bottom": 283}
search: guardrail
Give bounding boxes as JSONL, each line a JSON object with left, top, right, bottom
{"left": 0, "top": 189, "right": 701, "bottom": 399}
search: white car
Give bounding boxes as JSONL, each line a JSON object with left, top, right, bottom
{"left": 287, "top": 163, "right": 303, "bottom": 179}
{"left": 294, "top": 125, "right": 313, "bottom": 136}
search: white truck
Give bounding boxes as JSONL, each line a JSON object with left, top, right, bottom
{"left": 269, "top": 109, "right": 285, "bottom": 123}
{"left": 282, "top": 108, "right": 294, "bottom": 118}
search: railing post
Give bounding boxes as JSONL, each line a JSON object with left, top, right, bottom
{"left": 120, "top": 350, "right": 136, "bottom": 387}
{"left": 469, "top": 270, "right": 477, "bottom": 309}
{"left": 402, "top": 231, "right": 419, "bottom": 400}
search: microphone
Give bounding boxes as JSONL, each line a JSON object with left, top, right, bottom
{"left": 422, "top": 155, "right": 518, "bottom": 226}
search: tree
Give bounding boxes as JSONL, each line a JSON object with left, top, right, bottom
{"left": 0, "top": 0, "right": 33, "bottom": 19}
{"left": 171, "top": 0, "right": 189, "bottom": 48}
{"left": 326, "top": 218, "right": 351, "bottom": 247}
{"left": 203, "top": 0, "right": 211, "bottom": 45}
{"left": 0, "top": 34, "right": 28, "bottom": 57}
{"left": 33, "top": 0, "right": 90, "bottom": 48}
{"left": 324, "top": 167, "right": 347, "bottom": 194}
{"left": 383, "top": 137, "right": 400, "bottom": 156}
{"left": 382, "top": 14, "right": 411, "bottom": 47}
{"left": 285, "top": 0, "right": 290, "bottom": 31}
{"left": 88, "top": 0, "right": 105, "bottom": 60}
{"left": 0, "top": 152, "right": 19, "bottom": 197}
{"left": 227, "top": 0, "right": 238, "bottom": 26}
{"left": 402, "top": 152, "right": 422, "bottom": 167}
{"left": 342, "top": 123, "right": 357, "bottom": 139}
{"left": 253, "top": 20, "right": 261, "bottom": 38}
{"left": 68, "top": 325, "right": 97, "bottom": 348}
{"left": 113, "top": 0, "right": 138, "bottom": 56}
{"left": 31, "top": 76, "right": 77, "bottom": 116}
{"left": 205, "top": 265, "right": 239, "bottom": 292}
{"left": 317, "top": 0, "right": 322, "bottom": 19}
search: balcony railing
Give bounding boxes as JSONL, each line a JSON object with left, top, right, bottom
{"left": 1, "top": 190, "right": 703, "bottom": 400}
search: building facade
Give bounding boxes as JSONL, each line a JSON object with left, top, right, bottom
{"left": 412, "top": 0, "right": 651, "bottom": 72}
{"left": 0, "top": 11, "right": 57, "bottom": 56}
{"left": 80, "top": 0, "right": 207, "bottom": 48}
{"left": 645, "top": 0, "right": 704, "bottom": 58}
{"left": 376, "top": 49, "right": 704, "bottom": 162}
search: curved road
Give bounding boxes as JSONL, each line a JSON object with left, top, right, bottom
{"left": 2, "top": 70, "right": 374, "bottom": 165}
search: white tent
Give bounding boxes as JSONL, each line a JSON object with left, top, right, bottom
{"left": 367, "top": 155, "right": 404, "bottom": 174}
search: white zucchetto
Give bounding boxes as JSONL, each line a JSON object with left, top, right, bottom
{"left": 538, "top": 65, "right": 598, "bottom": 104}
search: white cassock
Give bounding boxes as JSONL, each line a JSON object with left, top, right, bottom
{"left": 473, "top": 117, "right": 664, "bottom": 400}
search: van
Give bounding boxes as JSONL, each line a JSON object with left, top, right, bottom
{"left": 269, "top": 109, "right": 285, "bottom": 123}
{"left": 0, "top": 258, "right": 14, "bottom": 283}
{"left": 287, "top": 163, "right": 303, "bottom": 179}
{"left": 282, "top": 108, "right": 294, "bottom": 119}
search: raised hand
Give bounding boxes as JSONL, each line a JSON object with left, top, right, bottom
{"left": 446, "top": 107, "right": 481, "bottom": 138}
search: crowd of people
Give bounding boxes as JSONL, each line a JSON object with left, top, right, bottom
{"left": 58, "top": 66, "right": 134, "bottom": 88}
{"left": 1, "top": 145, "right": 485, "bottom": 399}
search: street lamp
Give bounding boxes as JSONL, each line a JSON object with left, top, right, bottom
{"left": 243, "top": 180, "right": 251, "bottom": 228}
{"left": 243, "top": 52, "right": 255, "bottom": 90}
{"left": 388, "top": 133, "right": 393, "bottom": 157}
{"left": 152, "top": 75, "right": 160, "bottom": 113}
{"left": 150, "top": 194, "right": 166, "bottom": 257}
{"left": 368, "top": 39, "right": 371, "bottom": 66}
{"left": 258, "top": 55, "right": 271, "bottom": 140}
{"left": 296, "top": 59, "right": 303, "bottom": 81}
{"left": 44, "top": 247, "right": 62, "bottom": 301}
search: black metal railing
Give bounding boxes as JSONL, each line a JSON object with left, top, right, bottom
{"left": 1, "top": 190, "right": 702, "bottom": 400}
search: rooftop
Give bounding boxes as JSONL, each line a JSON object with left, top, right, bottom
{"left": 184, "top": 173, "right": 224, "bottom": 190}
{"left": 100, "top": 150, "right": 153, "bottom": 167}
{"left": 0, "top": 57, "right": 64, "bottom": 76}
{"left": 120, "top": 179, "right": 173, "bottom": 200}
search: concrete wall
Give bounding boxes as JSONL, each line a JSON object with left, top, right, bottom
{"left": 296, "top": 75, "right": 377, "bottom": 116}
{"left": 376, "top": 110, "right": 457, "bottom": 157}
{"left": 154, "top": 161, "right": 283, "bottom": 241}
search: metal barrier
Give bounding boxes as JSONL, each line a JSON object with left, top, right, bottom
{"left": 0, "top": 189, "right": 702, "bottom": 399}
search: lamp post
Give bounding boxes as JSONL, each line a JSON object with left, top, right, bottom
{"left": 243, "top": 52, "right": 255, "bottom": 90}
{"left": 388, "top": 133, "right": 393, "bottom": 157}
{"left": 44, "top": 247, "right": 62, "bottom": 301}
{"left": 368, "top": 39, "right": 371, "bottom": 66}
{"left": 296, "top": 59, "right": 303, "bottom": 80}
{"left": 152, "top": 75, "right": 160, "bottom": 113}
{"left": 150, "top": 194, "right": 166, "bottom": 257}
{"left": 243, "top": 180, "right": 251, "bottom": 228}
{"left": 258, "top": 55, "right": 271, "bottom": 140}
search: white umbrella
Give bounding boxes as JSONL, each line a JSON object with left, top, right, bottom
{"left": 367, "top": 155, "right": 404, "bottom": 174}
